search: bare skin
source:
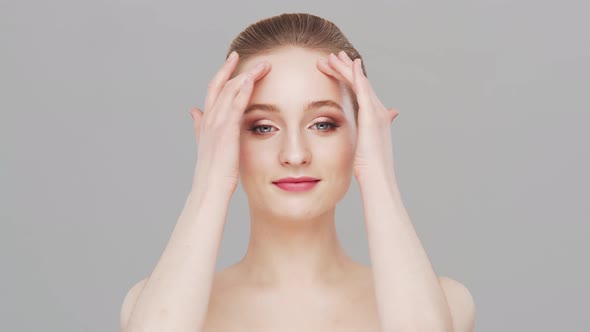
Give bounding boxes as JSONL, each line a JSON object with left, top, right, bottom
{"left": 120, "top": 47, "right": 476, "bottom": 332}
{"left": 121, "top": 266, "right": 472, "bottom": 332}
{"left": 203, "top": 261, "right": 382, "bottom": 332}
{"left": 197, "top": 47, "right": 383, "bottom": 331}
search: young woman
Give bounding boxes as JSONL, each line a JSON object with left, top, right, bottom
{"left": 120, "top": 13, "right": 476, "bottom": 332}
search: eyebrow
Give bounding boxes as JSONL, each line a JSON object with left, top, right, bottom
{"left": 243, "top": 100, "right": 343, "bottom": 115}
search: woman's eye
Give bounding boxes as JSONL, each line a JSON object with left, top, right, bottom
{"left": 251, "top": 125, "right": 276, "bottom": 135}
{"left": 248, "top": 121, "right": 340, "bottom": 136}
{"left": 312, "top": 122, "right": 339, "bottom": 131}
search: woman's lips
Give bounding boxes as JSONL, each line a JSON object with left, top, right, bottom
{"left": 273, "top": 180, "right": 320, "bottom": 192}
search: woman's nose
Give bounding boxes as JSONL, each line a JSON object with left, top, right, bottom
{"left": 278, "top": 133, "right": 311, "bottom": 166}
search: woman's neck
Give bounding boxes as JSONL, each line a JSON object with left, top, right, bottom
{"left": 235, "top": 206, "right": 359, "bottom": 289}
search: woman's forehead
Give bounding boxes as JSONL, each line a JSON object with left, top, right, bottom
{"left": 241, "top": 49, "right": 351, "bottom": 111}
{"left": 239, "top": 47, "right": 325, "bottom": 70}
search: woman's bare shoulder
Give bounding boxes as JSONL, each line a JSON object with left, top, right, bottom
{"left": 119, "top": 277, "right": 149, "bottom": 331}
{"left": 438, "top": 276, "right": 476, "bottom": 332}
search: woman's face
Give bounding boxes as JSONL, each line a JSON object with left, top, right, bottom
{"left": 236, "top": 47, "right": 357, "bottom": 221}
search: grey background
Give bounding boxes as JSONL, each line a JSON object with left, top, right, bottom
{"left": 2, "top": 1, "right": 588, "bottom": 331}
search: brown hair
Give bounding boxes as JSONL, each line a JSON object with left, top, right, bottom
{"left": 225, "top": 12, "right": 366, "bottom": 124}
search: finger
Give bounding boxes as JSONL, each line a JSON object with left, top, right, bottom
{"left": 233, "top": 74, "right": 255, "bottom": 117}
{"left": 347, "top": 57, "right": 383, "bottom": 112}
{"left": 211, "top": 61, "right": 270, "bottom": 122}
{"left": 352, "top": 58, "right": 372, "bottom": 112}
{"left": 389, "top": 107, "right": 400, "bottom": 123}
{"left": 190, "top": 107, "right": 204, "bottom": 145}
{"left": 337, "top": 51, "right": 354, "bottom": 66}
{"left": 317, "top": 58, "right": 352, "bottom": 90}
{"left": 204, "top": 51, "right": 239, "bottom": 113}
{"left": 327, "top": 53, "right": 354, "bottom": 87}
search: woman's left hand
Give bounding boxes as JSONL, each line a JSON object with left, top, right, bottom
{"left": 317, "top": 51, "right": 399, "bottom": 183}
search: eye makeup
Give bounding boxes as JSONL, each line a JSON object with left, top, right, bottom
{"left": 247, "top": 119, "right": 342, "bottom": 136}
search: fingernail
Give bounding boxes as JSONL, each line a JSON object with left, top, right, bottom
{"left": 228, "top": 51, "right": 237, "bottom": 61}
{"left": 255, "top": 62, "right": 267, "bottom": 70}
{"left": 242, "top": 74, "right": 252, "bottom": 86}
{"left": 318, "top": 58, "right": 328, "bottom": 65}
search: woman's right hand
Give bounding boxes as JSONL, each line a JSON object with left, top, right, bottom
{"left": 189, "top": 52, "right": 271, "bottom": 195}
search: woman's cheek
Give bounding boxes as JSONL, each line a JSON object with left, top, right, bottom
{"left": 239, "top": 135, "right": 273, "bottom": 175}
{"left": 324, "top": 138, "right": 355, "bottom": 174}
{"left": 239, "top": 134, "right": 255, "bottom": 174}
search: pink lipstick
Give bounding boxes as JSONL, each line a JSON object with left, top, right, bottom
{"left": 272, "top": 176, "right": 321, "bottom": 192}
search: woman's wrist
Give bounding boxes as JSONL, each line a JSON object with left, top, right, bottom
{"left": 189, "top": 176, "right": 234, "bottom": 207}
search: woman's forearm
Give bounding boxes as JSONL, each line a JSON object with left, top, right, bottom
{"left": 358, "top": 173, "right": 453, "bottom": 332}
{"left": 125, "top": 184, "right": 231, "bottom": 332}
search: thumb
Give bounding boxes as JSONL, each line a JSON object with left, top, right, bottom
{"left": 388, "top": 107, "right": 399, "bottom": 124}
{"left": 189, "top": 107, "right": 204, "bottom": 145}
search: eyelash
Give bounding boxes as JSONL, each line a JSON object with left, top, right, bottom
{"left": 248, "top": 121, "right": 341, "bottom": 136}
